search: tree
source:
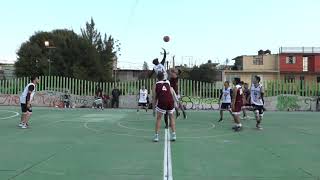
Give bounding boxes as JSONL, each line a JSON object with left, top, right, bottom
{"left": 81, "top": 18, "right": 119, "bottom": 82}
{"left": 225, "top": 58, "right": 229, "bottom": 65}
{"left": 15, "top": 30, "right": 89, "bottom": 78}
{"left": 142, "top": 61, "right": 149, "bottom": 70}
{"left": 81, "top": 17, "right": 102, "bottom": 51}
{"left": 189, "top": 61, "right": 219, "bottom": 83}
{"left": 15, "top": 18, "right": 119, "bottom": 82}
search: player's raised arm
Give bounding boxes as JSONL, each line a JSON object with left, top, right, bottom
{"left": 161, "top": 48, "right": 166, "bottom": 65}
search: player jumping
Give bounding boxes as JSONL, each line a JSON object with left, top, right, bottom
{"left": 169, "top": 67, "right": 187, "bottom": 119}
{"left": 149, "top": 48, "right": 167, "bottom": 80}
{"left": 149, "top": 48, "right": 171, "bottom": 128}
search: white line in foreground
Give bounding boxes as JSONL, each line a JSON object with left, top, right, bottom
{"left": 163, "top": 129, "right": 173, "bottom": 180}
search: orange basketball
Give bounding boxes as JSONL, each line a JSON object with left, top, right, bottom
{"left": 163, "top": 36, "right": 170, "bottom": 42}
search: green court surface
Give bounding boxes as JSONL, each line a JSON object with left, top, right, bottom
{"left": 0, "top": 106, "right": 320, "bottom": 180}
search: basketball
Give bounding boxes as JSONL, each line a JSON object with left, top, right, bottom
{"left": 163, "top": 36, "right": 170, "bottom": 42}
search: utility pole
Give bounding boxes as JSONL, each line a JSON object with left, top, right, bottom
{"left": 172, "top": 56, "right": 175, "bottom": 68}
{"left": 44, "top": 41, "right": 56, "bottom": 77}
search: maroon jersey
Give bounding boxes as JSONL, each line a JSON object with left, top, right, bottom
{"left": 233, "top": 85, "right": 243, "bottom": 113}
{"left": 169, "top": 77, "right": 179, "bottom": 94}
{"left": 155, "top": 80, "right": 174, "bottom": 111}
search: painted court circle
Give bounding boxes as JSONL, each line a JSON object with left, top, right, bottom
{"left": 83, "top": 119, "right": 237, "bottom": 139}
{"left": 0, "top": 110, "right": 19, "bottom": 120}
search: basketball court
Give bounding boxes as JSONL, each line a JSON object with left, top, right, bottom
{"left": 0, "top": 106, "right": 319, "bottom": 180}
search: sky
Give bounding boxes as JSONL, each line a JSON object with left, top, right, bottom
{"left": 1, "top": 0, "right": 320, "bottom": 69}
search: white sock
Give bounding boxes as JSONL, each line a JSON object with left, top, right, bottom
{"left": 238, "top": 123, "right": 242, "bottom": 127}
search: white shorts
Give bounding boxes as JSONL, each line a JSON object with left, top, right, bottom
{"left": 156, "top": 106, "right": 175, "bottom": 114}
{"left": 94, "top": 99, "right": 103, "bottom": 104}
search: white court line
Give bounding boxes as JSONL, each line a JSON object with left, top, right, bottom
{"left": 163, "top": 129, "right": 168, "bottom": 180}
{"left": 167, "top": 129, "right": 173, "bottom": 180}
{"left": 0, "top": 110, "right": 19, "bottom": 120}
{"left": 83, "top": 121, "right": 100, "bottom": 133}
{"left": 163, "top": 129, "right": 173, "bottom": 180}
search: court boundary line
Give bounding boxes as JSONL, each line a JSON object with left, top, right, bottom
{"left": 167, "top": 129, "right": 173, "bottom": 180}
{"left": 163, "top": 129, "right": 168, "bottom": 180}
{"left": 163, "top": 128, "right": 173, "bottom": 180}
{"left": 0, "top": 110, "right": 19, "bottom": 120}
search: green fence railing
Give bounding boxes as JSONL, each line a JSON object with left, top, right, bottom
{"left": 0, "top": 76, "right": 319, "bottom": 98}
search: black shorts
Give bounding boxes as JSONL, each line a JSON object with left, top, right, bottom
{"left": 21, "top": 103, "right": 32, "bottom": 113}
{"left": 252, "top": 104, "right": 264, "bottom": 115}
{"left": 138, "top": 103, "right": 147, "bottom": 107}
{"left": 220, "top": 103, "right": 231, "bottom": 110}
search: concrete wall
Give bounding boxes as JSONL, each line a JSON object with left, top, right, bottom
{"left": 225, "top": 71, "right": 278, "bottom": 84}
{"left": 0, "top": 64, "right": 15, "bottom": 80}
{"left": 243, "top": 54, "right": 279, "bottom": 71}
{"left": 0, "top": 91, "right": 94, "bottom": 108}
{"left": 1, "top": 92, "right": 319, "bottom": 111}
{"left": 280, "top": 73, "right": 320, "bottom": 82}
{"left": 116, "top": 70, "right": 149, "bottom": 81}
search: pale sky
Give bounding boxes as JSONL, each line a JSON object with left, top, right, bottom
{"left": 1, "top": 0, "right": 320, "bottom": 69}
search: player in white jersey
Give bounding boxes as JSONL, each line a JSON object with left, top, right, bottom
{"left": 149, "top": 48, "right": 168, "bottom": 80}
{"left": 251, "top": 76, "right": 265, "bottom": 130}
{"left": 218, "top": 81, "right": 233, "bottom": 122}
{"left": 137, "top": 85, "right": 149, "bottom": 112}
{"left": 19, "top": 76, "right": 39, "bottom": 129}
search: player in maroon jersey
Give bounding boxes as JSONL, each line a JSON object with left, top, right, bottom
{"left": 242, "top": 82, "right": 252, "bottom": 119}
{"left": 231, "top": 78, "right": 243, "bottom": 132}
{"left": 152, "top": 72, "right": 177, "bottom": 142}
{"left": 163, "top": 65, "right": 187, "bottom": 128}
{"left": 169, "top": 68, "right": 187, "bottom": 118}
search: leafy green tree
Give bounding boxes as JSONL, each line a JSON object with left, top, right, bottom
{"left": 142, "top": 61, "right": 149, "bottom": 70}
{"left": 189, "top": 60, "right": 219, "bottom": 83}
{"left": 81, "top": 17, "right": 102, "bottom": 51}
{"left": 15, "top": 18, "right": 119, "bottom": 82}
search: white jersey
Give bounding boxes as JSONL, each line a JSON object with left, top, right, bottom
{"left": 138, "top": 89, "right": 148, "bottom": 103}
{"left": 251, "top": 84, "right": 264, "bottom": 106}
{"left": 153, "top": 64, "right": 168, "bottom": 80}
{"left": 20, "top": 83, "right": 36, "bottom": 104}
{"left": 222, "top": 87, "right": 232, "bottom": 103}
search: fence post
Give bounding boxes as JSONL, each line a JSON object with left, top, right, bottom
{"left": 0, "top": 80, "right": 2, "bottom": 93}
